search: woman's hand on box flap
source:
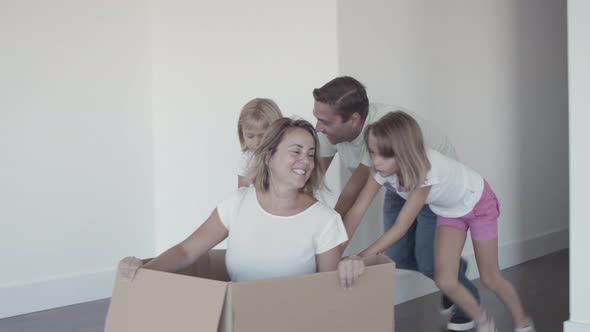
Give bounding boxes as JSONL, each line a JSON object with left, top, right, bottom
{"left": 118, "top": 256, "right": 143, "bottom": 282}
{"left": 337, "top": 255, "right": 365, "bottom": 290}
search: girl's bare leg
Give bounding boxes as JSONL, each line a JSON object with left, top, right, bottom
{"left": 434, "top": 226, "right": 484, "bottom": 321}
{"left": 473, "top": 238, "right": 531, "bottom": 328}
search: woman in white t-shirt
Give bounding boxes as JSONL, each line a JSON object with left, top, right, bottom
{"left": 118, "top": 118, "right": 364, "bottom": 287}
{"left": 340, "top": 112, "right": 534, "bottom": 332}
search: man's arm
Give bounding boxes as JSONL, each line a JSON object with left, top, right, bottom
{"left": 339, "top": 176, "right": 382, "bottom": 252}
{"left": 319, "top": 156, "right": 334, "bottom": 176}
{"left": 334, "top": 164, "right": 371, "bottom": 217}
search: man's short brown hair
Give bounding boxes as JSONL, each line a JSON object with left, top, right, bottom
{"left": 312, "top": 76, "right": 369, "bottom": 121}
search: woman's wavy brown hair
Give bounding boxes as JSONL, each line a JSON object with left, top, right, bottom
{"left": 247, "top": 117, "right": 325, "bottom": 194}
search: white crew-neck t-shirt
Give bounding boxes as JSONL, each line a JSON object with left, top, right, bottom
{"left": 373, "top": 149, "right": 484, "bottom": 218}
{"left": 216, "top": 186, "right": 348, "bottom": 282}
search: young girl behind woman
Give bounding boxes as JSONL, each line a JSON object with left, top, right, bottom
{"left": 343, "top": 111, "right": 534, "bottom": 332}
{"left": 237, "top": 98, "right": 283, "bottom": 187}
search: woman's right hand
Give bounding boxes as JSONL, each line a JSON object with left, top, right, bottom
{"left": 118, "top": 256, "right": 143, "bottom": 282}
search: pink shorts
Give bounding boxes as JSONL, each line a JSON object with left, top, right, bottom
{"left": 436, "top": 180, "right": 499, "bottom": 241}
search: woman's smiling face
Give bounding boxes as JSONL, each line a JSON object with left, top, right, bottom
{"left": 268, "top": 128, "right": 316, "bottom": 189}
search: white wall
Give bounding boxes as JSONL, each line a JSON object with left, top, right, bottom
{"left": 336, "top": 0, "right": 428, "bottom": 285}
{"left": 338, "top": 0, "right": 569, "bottom": 303}
{"left": 425, "top": 0, "right": 569, "bottom": 257}
{"left": 0, "top": 1, "right": 155, "bottom": 318}
{"left": 0, "top": 0, "right": 573, "bottom": 319}
{"left": 0, "top": 0, "right": 340, "bottom": 318}
{"left": 337, "top": 0, "right": 429, "bottom": 113}
{"left": 151, "top": 0, "right": 339, "bottom": 251}
{"left": 566, "top": 1, "right": 590, "bottom": 331}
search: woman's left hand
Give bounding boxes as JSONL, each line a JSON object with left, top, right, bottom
{"left": 337, "top": 255, "right": 365, "bottom": 290}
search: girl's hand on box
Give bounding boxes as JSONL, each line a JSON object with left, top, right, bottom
{"left": 337, "top": 255, "right": 365, "bottom": 290}
{"left": 118, "top": 256, "right": 143, "bottom": 282}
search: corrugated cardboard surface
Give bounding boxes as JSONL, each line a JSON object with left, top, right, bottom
{"left": 105, "top": 252, "right": 395, "bottom": 332}
{"left": 104, "top": 268, "right": 227, "bottom": 332}
{"left": 230, "top": 256, "right": 395, "bottom": 332}
{"left": 218, "top": 284, "right": 233, "bottom": 332}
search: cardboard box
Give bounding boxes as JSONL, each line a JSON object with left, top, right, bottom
{"left": 104, "top": 250, "right": 395, "bottom": 332}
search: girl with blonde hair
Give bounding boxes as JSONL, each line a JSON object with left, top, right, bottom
{"left": 237, "top": 98, "right": 283, "bottom": 187}
{"left": 339, "top": 111, "right": 534, "bottom": 332}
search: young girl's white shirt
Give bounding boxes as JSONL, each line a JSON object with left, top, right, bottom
{"left": 216, "top": 186, "right": 348, "bottom": 282}
{"left": 373, "top": 149, "right": 484, "bottom": 218}
{"left": 237, "top": 150, "right": 254, "bottom": 177}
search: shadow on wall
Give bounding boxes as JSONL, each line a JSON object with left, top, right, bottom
{"left": 510, "top": 0, "right": 569, "bottom": 257}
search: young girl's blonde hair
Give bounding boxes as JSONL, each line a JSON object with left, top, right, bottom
{"left": 238, "top": 98, "right": 283, "bottom": 151}
{"left": 247, "top": 117, "right": 325, "bottom": 195}
{"left": 365, "top": 111, "right": 431, "bottom": 191}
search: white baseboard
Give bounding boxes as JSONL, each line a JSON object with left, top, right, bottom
{"left": 464, "top": 227, "right": 569, "bottom": 279}
{"left": 394, "top": 227, "right": 569, "bottom": 304}
{"left": 565, "top": 321, "right": 590, "bottom": 332}
{"left": 0, "top": 268, "right": 116, "bottom": 319}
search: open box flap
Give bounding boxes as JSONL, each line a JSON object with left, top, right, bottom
{"left": 230, "top": 257, "right": 395, "bottom": 332}
{"left": 104, "top": 268, "right": 228, "bottom": 332}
